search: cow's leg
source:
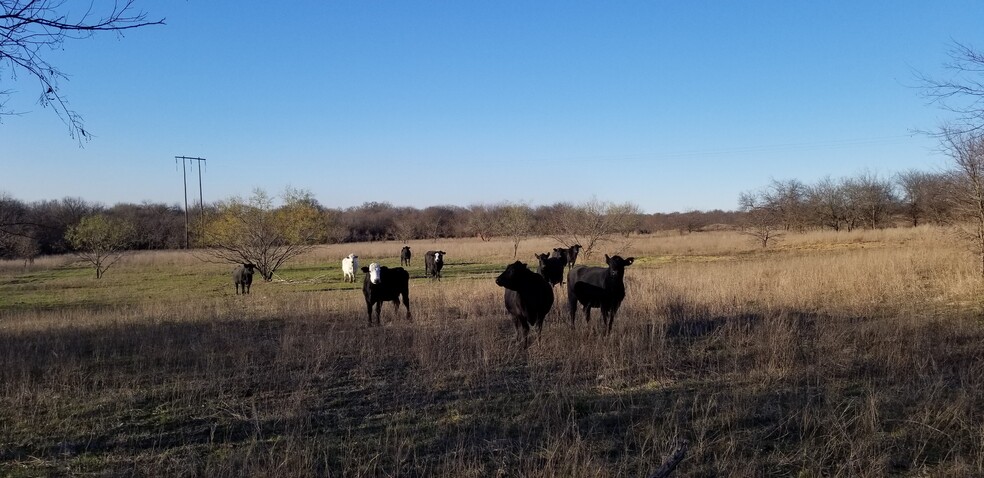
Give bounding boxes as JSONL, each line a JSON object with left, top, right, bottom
{"left": 374, "top": 302, "right": 382, "bottom": 326}
{"left": 391, "top": 299, "right": 400, "bottom": 322}
{"left": 366, "top": 301, "right": 374, "bottom": 326}
{"left": 402, "top": 292, "right": 412, "bottom": 320}
{"left": 568, "top": 299, "right": 578, "bottom": 328}
{"left": 607, "top": 304, "right": 620, "bottom": 333}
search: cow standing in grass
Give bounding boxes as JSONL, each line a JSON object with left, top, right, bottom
{"left": 496, "top": 261, "right": 554, "bottom": 347}
{"left": 401, "top": 246, "right": 412, "bottom": 267}
{"left": 233, "top": 263, "right": 255, "bottom": 295}
{"left": 424, "top": 250, "right": 446, "bottom": 280}
{"left": 362, "top": 262, "right": 411, "bottom": 326}
{"left": 342, "top": 254, "right": 359, "bottom": 283}
{"left": 567, "top": 254, "right": 634, "bottom": 333}
{"left": 551, "top": 244, "right": 583, "bottom": 269}
{"left": 534, "top": 252, "right": 566, "bottom": 287}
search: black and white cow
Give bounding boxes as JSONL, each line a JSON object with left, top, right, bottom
{"left": 400, "top": 246, "right": 412, "bottom": 267}
{"left": 567, "top": 254, "right": 634, "bottom": 333}
{"left": 534, "top": 252, "right": 566, "bottom": 287}
{"left": 233, "top": 263, "right": 255, "bottom": 295}
{"left": 424, "top": 250, "right": 446, "bottom": 280}
{"left": 496, "top": 261, "right": 554, "bottom": 347}
{"left": 361, "top": 262, "right": 411, "bottom": 326}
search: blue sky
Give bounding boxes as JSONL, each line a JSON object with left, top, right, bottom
{"left": 2, "top": 1, "right": 981, "bottom": 213}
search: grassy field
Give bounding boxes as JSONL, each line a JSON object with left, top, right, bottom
{"left": 2, "top": 229, "right": 984, "bottom": 476}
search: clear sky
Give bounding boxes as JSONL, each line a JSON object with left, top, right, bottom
{"left": 2, "top": 1, "right": 982, "bottom": 213}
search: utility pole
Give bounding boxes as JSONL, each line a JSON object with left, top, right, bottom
{"left": 175, "top": 156, "right": 207, "bottom": 248}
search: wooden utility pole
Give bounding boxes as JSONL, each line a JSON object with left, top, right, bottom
{"left": 175, "top": 156, "right": 207, "bottom": 248}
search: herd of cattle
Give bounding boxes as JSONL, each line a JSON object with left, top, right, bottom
{"left": 232, "top": 243, "right": 634, "bottom": 345}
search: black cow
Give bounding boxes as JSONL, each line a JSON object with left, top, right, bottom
{"left": 496, "top": 261, "right": 554, "bottom": 347}
{"left": 424, "top": 250, "right": 446, "bottom": 280}
{"left": 534, "top": 252, "right": 566, "bottom": 287}
{"left": 551, "top": 244, "right": 583, "bottom": 269}
{"left": 233, "top": 263, "right": 255, "bottom": 295}
{"left": 361, "top": 262, "right": 411, "bottom": 326}
{"left": 400, "top": 246, "right": 412, "bottom": 266}
{"left": 567, "top": 254, "right": 634, "bottom": 333}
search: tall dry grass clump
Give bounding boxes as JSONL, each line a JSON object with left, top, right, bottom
{"left": 2, "top": 227, "right": 984, "bottom": 476}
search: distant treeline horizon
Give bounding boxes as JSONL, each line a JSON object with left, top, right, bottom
{"left": 0, "top": 168, "right": 957, "bottom": 261}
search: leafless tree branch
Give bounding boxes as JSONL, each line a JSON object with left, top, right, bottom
{"left": 0, "top": 0, "right": 164, "bottom": 143}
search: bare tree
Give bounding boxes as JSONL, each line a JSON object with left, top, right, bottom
{"left": 806, "top": 176, "right": 849, "bottom": 231}
{"left": 761, "top": 179, "right": 808, "bottom": 231}
{"left": 738, "top": 190, "right": 783, "bottom": 248}
{"left": 918, "top": 42, "right": 984, "bottom": 135}
{"left": 547, "top": 199, "right": 641, "bottom": 259}
{"left": 390, "top": 207, "right": 420, "bottom": 243}
{"left": 65, "top": 214, "right": 134, "bottom": 278}
{"left": 1, "top": 0, "right": 164, "bottom": 142}
{"left": 204, "top": 188, "right": 324, "bottom": 281}
{"left": 0, "top": 192, "right": 28, "bottom": 249}
{"left": 940, "top": 128, "right": 984, "bottom": 276}
{"left": 421, "top": 205, "right": 458, "bottom": 241}
{"left": 896, "top": 169, "right": 951, "bottom": 227}
{"left": 842, "top": 172, "right": 897, "bottom": 230}
{"left": 465, "top": 204, "right": 500, "bottom": 241}
{"left": 495, "top": 203, "right": 533, "bottom": 258}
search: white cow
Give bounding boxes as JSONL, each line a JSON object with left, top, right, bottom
{"left": 342, "top": 253, "right": 359, "bottom": 283}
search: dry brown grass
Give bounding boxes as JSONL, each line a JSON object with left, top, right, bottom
{"left": 2, "top": 227, "right": 984, "bottom": 476}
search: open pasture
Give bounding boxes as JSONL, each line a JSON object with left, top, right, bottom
{"left": 2, "top": 228, "right": 984, "bottom": 476}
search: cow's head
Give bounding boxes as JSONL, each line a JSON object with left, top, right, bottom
{"left": 435, "top": 251, "right": 445, "bottom": 262}
{"left": 495, "top": 261, "right": 528, "bottom": 289}
{"left": 604, "top": 254, "right": 634, "bottom": 277}
{"left": 243, "top": 263, "right": 256, "bottom": 274}
{"left": 363, "top": 262, "right": 382, "bottom": 284}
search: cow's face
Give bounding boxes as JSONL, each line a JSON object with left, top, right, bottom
{"left": 434, "top": 252, "right": 444, "bottom": 262}
{"left": 604, "top": 255, "right": 635, "bottom": 277}
{"left": 367, "top": 262, "right": 382, "bottom": 284}
{"left": 495, "top": 261, "right": 527, "bottom": 289}
{"left": 243, "top": 263, "right": 255, "bottom": 274}
{"left": 534, "top": 253, "right": 550, "bottom": 267}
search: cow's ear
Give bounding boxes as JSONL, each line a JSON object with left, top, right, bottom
{"left": 625, "top": 257, "right": 635, "bottom": 266}
{"left": 605, "top": 254, "right": 611, "bottom": 264}
{"left": 361, "top": 266, "right": 369, "bottom": 273}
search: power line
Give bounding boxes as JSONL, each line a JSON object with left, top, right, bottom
{"left": 175, "top": 156, "right": 207, "bottom": 248}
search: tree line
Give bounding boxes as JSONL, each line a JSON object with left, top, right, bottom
{"left": 0, "top": 167, "right": 962, "bottom": 264}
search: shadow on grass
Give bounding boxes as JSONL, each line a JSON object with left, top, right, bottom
{"left": 2, "top": 306, "right": 983, "bottom": 476}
